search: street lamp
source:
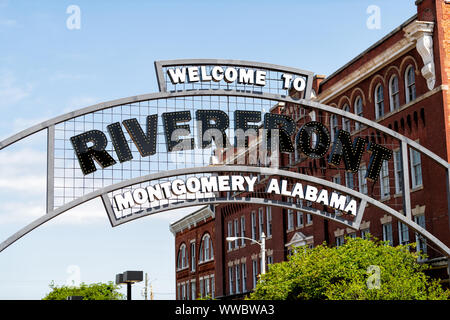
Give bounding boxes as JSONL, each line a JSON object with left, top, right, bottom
{"left": 226, "top": 232, "right": 267, "bottom": 275}
{"left": 116, "top": 270, "right": 143, "bottom": 301}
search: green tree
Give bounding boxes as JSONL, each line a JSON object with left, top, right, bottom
{"left": 248, "top": 237, "right": 450, "bottom": 300}
{"left": 43, "top": 281, "right": 125, "bottom": 300}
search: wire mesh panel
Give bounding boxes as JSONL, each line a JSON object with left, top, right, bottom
{"left": 53, "top": 96, "right": 279, "bottom": 212}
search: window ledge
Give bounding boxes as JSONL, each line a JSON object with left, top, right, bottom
{"left": 380, "top": 195, "right": 391, "bottom": 202}
{"left": 411, "top": 185, "right": 423, "bottom": 193}
{"left": 176, "top": 266, "right": 189, "bottom": 272}
{"left": 198, "top": 259, "right": 214, "bottom": 266}
{"left": 394, "top": 192, "right": 403, "bottom": 198}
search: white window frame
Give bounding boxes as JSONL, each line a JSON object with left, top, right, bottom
{"left": 177, "top": 243, "right": 187, "bottom": 270}
{"left": 297, "top": 211, "right": 303, "bottom": 228}
{"left": 200, "top": 234, "right": 213, "bottom": 262}
{"left": 228, "top": 267, "right": 234, "bottom": 295}
{"left": 410, "top": 148, "right": 423, "bottom": 188}
{"left": 306, "top": 213, "right": 313, "bottom": 225}
{"left": 405, "top": 65, "right": 416, "bottom": 104}
{"left": 398, "top": 221, "right": 409, "bottom": 245}
{"left": 251, "top": 211, "right": 257, "bottom": 240}
{"left": 389, "top": 74, "right": 400, "bottom": 111}
{"left": 414, "top": 215, "right": 427, "bottom": 256}
{"left": 374, "top": 84, "right": 384, "bottom": 119}
{"left": 227, "top": 221, "right": 233, "bottom": 251}
{"left": 330, "top": 114, "right": 338, "bottom": 142}
{"left": 336, "top": 235, "right": 344, "bottom": 247}
{"left": 354, "top": 96, "right": 363, "bottom": 131}
{"left": 252, "top": 259, "right": 258, "bottom": 289}
{"left": 240, "top": 216, "right": 246, "bottom": 246}
{"left": 361, "top": 228, "right": 370, "bottom": 239}
{"left": 191, "top": 280, "right": 196, "bottom": 300}
{"left": 211, "top": 275, "right": 215, "bottom": 299}
{"left": 380, "top": 160, "right": 390, "bottom": 199}
{"left": 242, "top": 263, "right": 247, "bottom": 293}
{"left": 358, "top": 164, "right": 368, "bottom": 195}
{"left": 266, "top": 206, "right": 272, "bottom": 237}
{"left": 190, "top": 241, "right": 196, "bottom": 272}
{"left": 287, "top": 198, "right": 294, "bottom": 231}
{"left": 181, "top": 282, "right": 186, "bottom": 300}
{"left": 235, "top": 264, "right": 241, "bottom": 294}
{"left": 342, "top": 104, "right": 351, "bottom": 132}
{"left": 382, "top": 223, "right": 393, "bottom": 245}
{"left": 258, "top": 208, "right": 264, "bottom": 240}
{"left": 234, "top": 219, "right": 239, "bottom": 248}
{"left": 345, "top": 171, "right": 354, "bottom": 190}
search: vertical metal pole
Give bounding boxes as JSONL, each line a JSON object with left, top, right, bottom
{"left": 261, "top": 232, "right": 266, "bottom": 275}
{"left": 127, "top": 283, "right": 132, "bottom": 301}
{"left": 46, "top": 125, "right": 55, "bottom": 213}
{"left": 144, "top": 273, "right": 148, "bottom": 300}
{"left": 400, "top": 141, "right": 412, "bottom": 220}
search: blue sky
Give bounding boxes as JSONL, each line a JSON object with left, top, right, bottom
{"left": 0, "top": 0, "right": 416, "bottom": 299}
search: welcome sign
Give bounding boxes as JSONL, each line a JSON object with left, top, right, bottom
{"left": 0, "top": 59, "right": 449, "bottom": 258}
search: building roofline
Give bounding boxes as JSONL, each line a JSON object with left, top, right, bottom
{"left": 319, "top": 14, "right": 417, "bottom": 88}
{"left": 169, "top": 205, "right": 215, "bottom": 235}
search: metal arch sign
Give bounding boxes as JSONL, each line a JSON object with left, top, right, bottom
{"left": 0, "top": 59, "right": 449, "bottom": 257}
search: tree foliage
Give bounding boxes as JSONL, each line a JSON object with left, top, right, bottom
{"left": 249, "top": 237, "right": 450, "bottom": 300}
{"left": 43, "top": 281, "right": 125, "bottom": 300}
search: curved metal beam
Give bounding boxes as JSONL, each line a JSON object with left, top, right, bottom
{"left": 1, "top": 165, "right": 449, "bottom": 257}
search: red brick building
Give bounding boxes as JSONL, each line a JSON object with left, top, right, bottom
{"left": 170, "top": 205, "right": 216, "bottom": 300}
{"left": 171, "top": 0, "right": 450, "bottom": 299}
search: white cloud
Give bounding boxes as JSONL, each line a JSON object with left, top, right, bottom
{"left": 0, "top": 73, "right": 32, "bottom": 108}
{"left": 0, "top": 201, "right": 44, "bottom": 224}
{"left": 50, "top": 198, "right": 107, "bottom": 226}
{"left": 0, "top": 145, "right": 200, "bottom": 227}
{"left": 12, "top": 117, "right": 49, "bottom": 132}
{"left": 0, "top": 175, "right": 46, "bottom": 192}
{"left": 50, "top": 73, "right": 93, "bottom": 82}
{"left": 0, "top": 148, "right": 46, "bottom": 176}
{"left": 0, "top": 18, "right": 17, "bottom": 28}
{"left": 65, "top": 96, "right": 99, "bottom": 112}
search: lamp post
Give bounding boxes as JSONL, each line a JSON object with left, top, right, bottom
{"left": 226, "top": 232, "right": 267, "bottom": 275}
{"left": 116, "top": 270, "right": 143, "bottom": 301}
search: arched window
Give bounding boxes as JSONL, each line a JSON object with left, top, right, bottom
{"left": 405, "top": 65, "right": 416, "bottom": 103}
{"left": 342, "top": 104, "right": 351, "bottom": 132}
{"left": 199, "top": 233, "right": 214, "bottom": 262}
{"left": 354, "top": 96, "right": 363, "bottom": 131}
{"left": 177, "top": 243, "right": 187, "bottom": 270}
{"left": 389, "top": 75, "right": 400, "bottom": 111}
{"left": 374, "top": 84, "right": 384, "bottom": 119}
{"left": 330, "top": 114, "right": 338, "bottom": 141}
